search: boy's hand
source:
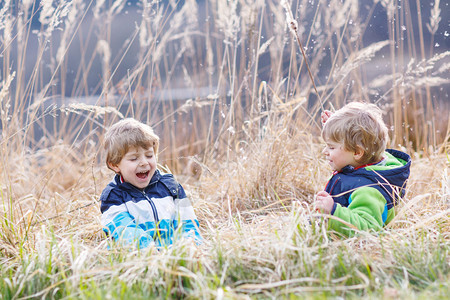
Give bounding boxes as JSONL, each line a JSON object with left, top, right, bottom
{"left": 321, "top": 110, "right": 332, "bottom": 125}
{"left": 314, "top": 191, "right": 334, "bottom": 214}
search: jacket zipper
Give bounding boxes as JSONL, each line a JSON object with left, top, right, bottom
{"left": 142, "top": 191, "right": 159, "bottom": 223}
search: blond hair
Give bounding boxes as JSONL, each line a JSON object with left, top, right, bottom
{"left": 104, "top": 118, "right": 159, "bottom": 170}
{"left": 322, "top": 102, "right": 388, "bottom": 165}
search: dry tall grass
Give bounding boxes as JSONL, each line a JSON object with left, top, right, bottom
{"left": 0, "top": 0, "right": 449, "bottom": 298}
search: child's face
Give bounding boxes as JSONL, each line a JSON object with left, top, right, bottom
{"left": 322, "top": 141, "right": 362, "bottom": 172}
{"left": 109, "top": 146, "right": 157, "bottom": 189}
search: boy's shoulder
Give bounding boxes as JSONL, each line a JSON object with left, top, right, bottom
{"left": 99, "top": 175, "right": 122, "bottom": 202}
{"left": 153, "top": 170, "right": 184, "bottom": 198}
{"left": 158, "top": 170, "right": 176, "bottom": 182}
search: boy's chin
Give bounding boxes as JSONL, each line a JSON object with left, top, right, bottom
{"left": 135, "top": 179, "right": 151, "bottom": 188}
{"left": 328, "top": 163, "right": 338, "bottom": 171}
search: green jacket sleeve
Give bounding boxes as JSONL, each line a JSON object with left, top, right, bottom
{"left": 328, "top": 186, "right": 386, "bottom": 236}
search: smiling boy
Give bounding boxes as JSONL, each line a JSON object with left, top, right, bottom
{"left": 100, "top": 118, "right": 202, "bottom": 248}
{"left": 314, "top": 102, "right": 411, "bottom": 236}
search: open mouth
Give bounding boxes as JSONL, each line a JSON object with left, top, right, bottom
{"left": 136, "top": 171, "right": 149, "bottom": 179}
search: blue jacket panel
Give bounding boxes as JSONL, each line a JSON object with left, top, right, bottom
{"left": 100, "top": 170, "right": 202, "bottom": 248}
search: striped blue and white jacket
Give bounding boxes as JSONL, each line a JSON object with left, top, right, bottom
{"left": 100, "top": 170, "right": 202, "bottom": 248}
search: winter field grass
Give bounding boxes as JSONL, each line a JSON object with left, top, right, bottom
{"left": 0, "top": 0, "right": 449, "bottom": 299}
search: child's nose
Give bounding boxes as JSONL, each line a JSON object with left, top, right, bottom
{"left": 138, "top": 156, "right": 147, "bottom": 165}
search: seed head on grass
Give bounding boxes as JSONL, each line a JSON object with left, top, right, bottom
{"left": 427, "top": 0, "right": 441, "bottom": 35}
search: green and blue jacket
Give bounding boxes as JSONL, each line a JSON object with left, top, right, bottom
{"left": 324, "top": 149, "right": 411, "bottom": 236}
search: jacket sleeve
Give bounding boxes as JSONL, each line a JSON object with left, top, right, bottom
{"left": 328, "top": 186, "right": 386, "bottom": 236}
{"left": 101, "top": 188, "right": 154, "bottom": 248}
{"left": 173, "top": 184, "right": 203, "bottom": 244}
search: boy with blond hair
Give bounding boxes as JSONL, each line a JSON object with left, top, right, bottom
{"left": 314, "top": 102, "right": 411, "bottom": 236}
{"left": 100, "top": 118, "right": 202, "bottom": 248}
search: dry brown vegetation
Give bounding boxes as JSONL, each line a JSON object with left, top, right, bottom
{"left": 0, "top": 0, "right": 449, "bottom": 298}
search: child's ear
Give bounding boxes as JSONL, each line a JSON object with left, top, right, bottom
{"left": 354, "top": 147, "right": 364, "bottom": 161}
{"left": 108, "top": 162, "right": 121, "bottom": 173}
